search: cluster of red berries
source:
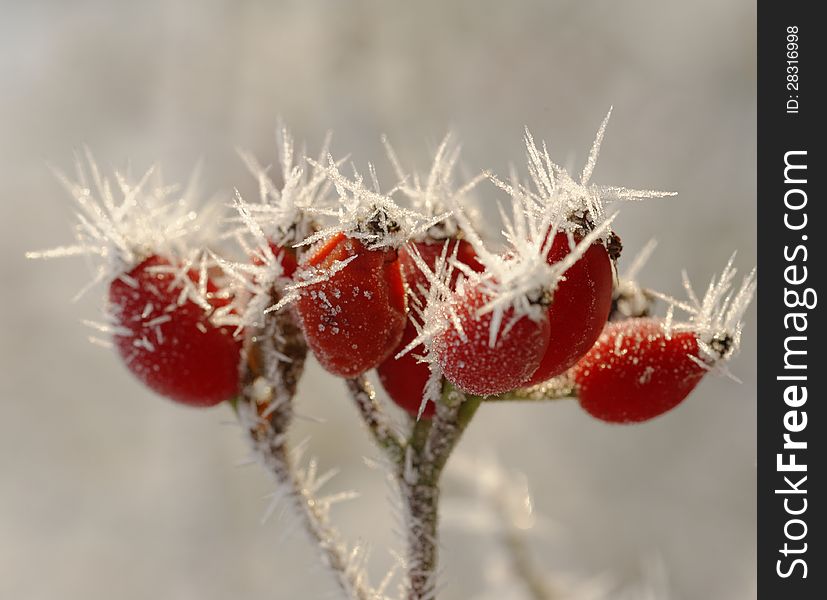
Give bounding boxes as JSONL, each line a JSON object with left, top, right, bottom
{"left": 33, "top": 124, "right": 754, "bottom": 425}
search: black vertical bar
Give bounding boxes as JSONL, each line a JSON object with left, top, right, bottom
{"left": 757, "top": 2, "right": 824, "bottom": 597}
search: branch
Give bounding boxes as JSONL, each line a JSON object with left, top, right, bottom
{"left": 448, "top": 455, "right": 559, "bottom": 600}
{"left": 345, "top": 376, "right": 406, "bottom": 464}
{"left": 239, "top": 302, "right": 386, "bottom": 600}
{"left": 244, "top": 409, "right": 382, "bottom": 600}
{"left": 400, "top": 383, "right": 481, "bottom": 600}
{"left": 499, "top": 517, "right": 558, "bottom": 600}
{"left": 489, "top": 375, "right": 576, "bottom": 402}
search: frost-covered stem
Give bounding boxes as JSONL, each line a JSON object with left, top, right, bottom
{"left": 400, "top": 460, "right": 440, "bottom": 600}
{"left": 400, "top": 384, "right": 481, "bottom": 600}
{"left": 425, "top": 386, "right": 480, "bottom": 474}
{"left": 490, "top": 374, "right": 576, "bottom": 402}
{"left": 247, "top": 422, "right": 377, "bottom": 600}
{"left": 239, "top": 301, "right": 375, "bottom": 600}
{"left": 345, "top": 376, "right": 405, "bottom": 464}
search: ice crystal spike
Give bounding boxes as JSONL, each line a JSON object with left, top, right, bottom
{"left": 397, "top": 240, "right": 465, "bottom": 419}
{"left": 266, "top": 253, "right": 358, "bottom": 315}
{"left": 26, "top": 151, "right": 212, "bottom": 289}
{"left": 234, "top": 126, "right": 334, "bottom": 247}
{"left": 208, "top": 192, "right": 297, "bottom": 330}
{"left": 299, "top": 154, "right": 450, "bottom": 251}
{"left": 396, "top": 241, "right": 464, "bottom": 359}
{"left": 382, "top": 132, "right": 487, "bottom": 241}
{"left": 455, "top": 189, "right": 617, "bottom": 347}
{"left": 136, "top": 249, "right": 239, "bottom": 326}
{"left": 655, "top": 254, "right": 756, "bottom": 364}
{"left": 491, "top": 112, "right": 675, "bottom": 238}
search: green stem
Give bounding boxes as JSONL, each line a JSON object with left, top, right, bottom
{"left": 488, "top": 375, "right": 577, "bottom": 402}
{"left": 401, "top": 382, "right": 480, "bottom": 599}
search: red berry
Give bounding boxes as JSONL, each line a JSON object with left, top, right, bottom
{"left": 572, "top": 318, "right": 707, "bottom": 423}
{"left": 377, "top": 320, "right": 434, "bottom": 417}
{"left": 296, "top": 233, "right": 407, "bottom": 377}
{"left": 398, "top": 238, "right": 482, "bottom": 306}
{"left": 525, "top": 232, "right": 613, "bottom": 385}
{"left": 108, "top": 255, "right": 242, "bottom": 407}
{"left": 378, "top": 239, "right": 482, "bottom": 417}
{"left": 434, "top": 283, "right": 551, "bottom": 396}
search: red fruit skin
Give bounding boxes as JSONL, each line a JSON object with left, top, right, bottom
{"left": 378, "top": 239, "right": 482, "bottom": 417}
{"left": 398, "top": 238, "right": 482, "bottom": 307}
{"left": 296, "top": 233, "right": 407, "bottom": 377}
{"left": 525, "top": 232, "right": 613, "bottom": 385}
{"left": 434, "top": 284, "right": 551, "bottom": 396}
{"left": 108, "top": 256, "right": 242, "bottom": 407}
{"left": 572, "top": 318, "right": 707, "bottom": 423}
{"left": 377, "top": 320, "right": 435, "bottom": 418}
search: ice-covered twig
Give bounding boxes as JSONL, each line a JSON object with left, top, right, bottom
{"left": 239, "top": 295, "right": 390, "bottom": 600}
{"left": 345, "top": 376, "right": 406, "bottom": 464}
{"left": 244, "top": 407, "right": 387, "bottom": 600}
{"left": 447, "top": 456, "right": 673, "bottom": 600}
{"left": 399, "top": 384, "right": 481, "bottom": 600}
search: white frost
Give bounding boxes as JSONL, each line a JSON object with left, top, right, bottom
{"left": 298, "top": 154, "right": 449, "bottom": 251}
{"left": 26, "top": 150, "right": 216, "bottom": 289}
{"left": 490, "top": 110, "right": 675, "bottom": 237}
{"left": 654, "top": 254, "right": 757, "bottom": 367}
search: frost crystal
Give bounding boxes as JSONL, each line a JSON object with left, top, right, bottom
{"left": 382, "top": 132, "right": 487, "bottom": 241}
{"left": 298, "top": 155, "right": 449, "bottom": 250}
{"left": 392, "top": 241, "right": 464, "bottom": 418}
{"left": 234, "top": 126, "right": 335, "bottom": 248}
{"left": 490, "top": 109, "right": 675, "bottom": 238}
{"left": 26, "top": 151, "right": 215, "bottom": 293}
{"left": 455, "top": 192, "right": 616, "bottom": 347}
{"left": 209, "top": 192, "right": 297, "bottom": 330}
{"left": 657, "top": 254, "right": 757, "bottom": 366}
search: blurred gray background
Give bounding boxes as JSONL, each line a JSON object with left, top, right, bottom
{"left": 1, "top": 1, "right": 756, "bottom": 598}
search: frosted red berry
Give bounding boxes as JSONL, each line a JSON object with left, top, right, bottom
{"left": 525, "top": 231, "right": 614, "bottom": 385}
{"left": 378, "top": 239, "right": 481, "bottom": 417}
{"left": 434, "top": 283, "right": 551, "bottom": 396}
{"left": 572, "top": 317, "right": 707, "bottom": 423}
{"left": 377, "top": 320, "right": 434, "bottom": 417}
{"left": 296, "top": 232, "right": 407, "bottom": 377}
{"left": 108, "top": 255, "right": 243, "bottom": 407}
{"left": 398, "top": 238, "right": 482, "bottom": 306}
